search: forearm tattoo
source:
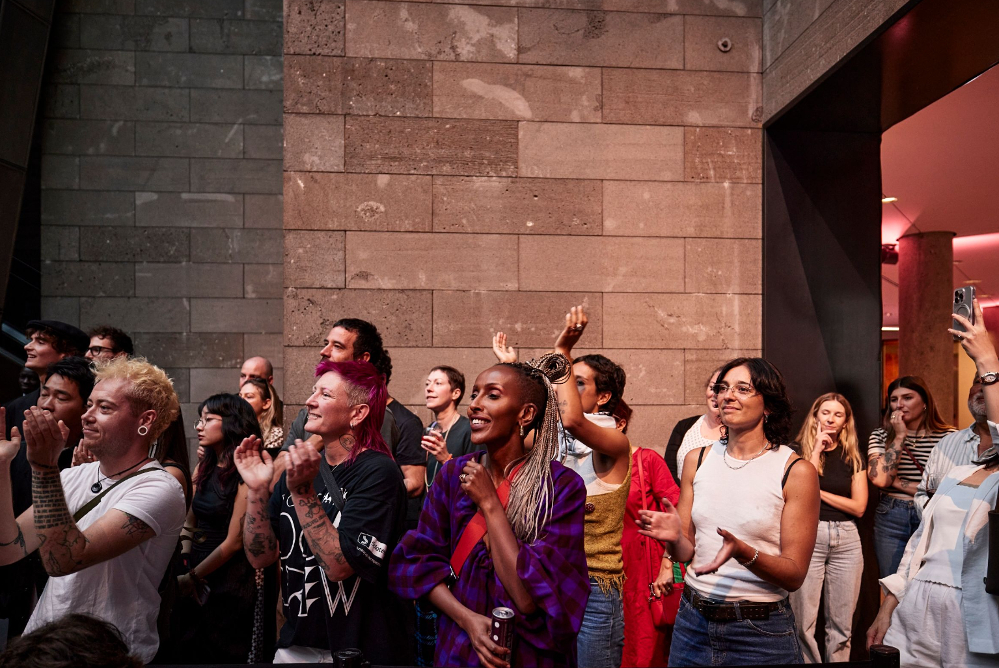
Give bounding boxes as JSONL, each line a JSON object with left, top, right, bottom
{"left": 868, "top": 446, "right": 901, "bottom": 481}
{"left": 293, "top": 484, "right": 347, "bottom": 575}
{"left": 244, "top": 500, "right": 277, "bottom": 558}
{"left": 32, "top": 467, "right": 88, "bottom": 575}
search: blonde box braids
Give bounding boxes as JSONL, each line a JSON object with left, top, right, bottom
{"left": 501, "top": 353, "right": 572, "bottom": 545}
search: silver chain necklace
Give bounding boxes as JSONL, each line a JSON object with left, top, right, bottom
{"left": 722, "top": 441, "right": 769, "bottom": 470}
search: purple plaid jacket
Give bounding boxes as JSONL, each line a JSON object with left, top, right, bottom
{"left": 389, "top": 452, "right": 589, "bottom": 668}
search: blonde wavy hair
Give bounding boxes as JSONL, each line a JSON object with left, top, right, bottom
{"left": 796, "top": 392, "right": 863, "bottom": 475}
{"left": 94, "top": 356, "right": 179, "bottom": 441}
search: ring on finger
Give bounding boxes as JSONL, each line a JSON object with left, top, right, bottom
{"left": 459, "top": 473, "right": 468, "bottom": 482}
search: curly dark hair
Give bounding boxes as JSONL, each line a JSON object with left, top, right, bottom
{"left": 0, "top": 613, "right": 142, "bottom": 668}
{"left": 715, "top": 357, "right": 793, "bottom": 446}
{"left": 88, "top": 325, "right": 134, "bottom": 356}
{"left": 575, "top": 354, "right": 627, "bottom": 416}
{"left": 194, "top": 393, "right": 261, "bottom": 493}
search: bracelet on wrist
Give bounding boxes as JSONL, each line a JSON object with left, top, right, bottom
{"left": 738, "top": 547, "right": 760, "bottom": 568}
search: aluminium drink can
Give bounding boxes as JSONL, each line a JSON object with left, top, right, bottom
{"left": 491, "top": 606, "right": 516, "bottom": 660}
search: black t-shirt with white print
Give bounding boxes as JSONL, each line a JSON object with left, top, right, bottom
{"left": 268, "top": 448, "right": 410, "bottom": 664}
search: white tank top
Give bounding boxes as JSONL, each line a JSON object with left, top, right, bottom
{"left": 685, "top": 441, "right": 795, "bottom": 602}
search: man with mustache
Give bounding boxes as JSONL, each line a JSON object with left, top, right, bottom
{"left": 915, "top": 377, "right": 996, "bottom": 514}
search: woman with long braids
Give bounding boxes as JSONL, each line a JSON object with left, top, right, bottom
{"left": 389, "top": 355, "right": 589, "bottom": 668}
{"left": 170, "top": 394, "right": 275, "bottom": 663}
{"left": 637, "top": 358, "right": 820, "bottom": 666}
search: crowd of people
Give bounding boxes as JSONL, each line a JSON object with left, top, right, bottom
{"left": 0, "top": 300, "right": 997, "bottom": 668}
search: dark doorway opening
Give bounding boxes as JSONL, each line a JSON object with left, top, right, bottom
{"left": 763, "top": 0, "right": 999, "bottom": 658}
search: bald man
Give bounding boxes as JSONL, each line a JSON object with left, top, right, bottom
{"left": 239, "top": 356, "right": 273, "bottom": 388}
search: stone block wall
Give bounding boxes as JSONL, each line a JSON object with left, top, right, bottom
{"left": 762, "top": 0, "right": 909, "bottom": 120}
{"left": 37, "top": 0, "right": 284, "bottom": 445}
{"left": 283, "top": 0, "right": 765, "bottom": 452}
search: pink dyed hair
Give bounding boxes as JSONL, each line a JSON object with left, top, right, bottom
{"left": 314, "top": 359, "right": 391, "bottom": 464}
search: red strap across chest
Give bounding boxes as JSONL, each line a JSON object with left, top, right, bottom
{"left": 449, "top": 462, "right": 524, "bottom": 578}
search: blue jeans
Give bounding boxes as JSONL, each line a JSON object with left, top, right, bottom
{"left": 873, "top": 495, "right": 920, "bottom": 577}
{"left": 668, "top": 592, "right": 803, "bottom": 666}
{"left": 576, "top": 581, "right": 624, "bottom": 668}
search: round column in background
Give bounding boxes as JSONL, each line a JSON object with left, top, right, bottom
{"left": 898, "top": 230, "right": 956, "bottom": 424}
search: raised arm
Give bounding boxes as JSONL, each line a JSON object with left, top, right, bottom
{"left": 952, "top": 300, "right": 999, "bottom": 423}
{"left": 234, "top": 436, "right": 279, "bottom": 569}
{"left": 552, "top": 306, "right": 630, "bottom": 459}
{"left": 0, "top": 409, "right": 41, "bottom": 566}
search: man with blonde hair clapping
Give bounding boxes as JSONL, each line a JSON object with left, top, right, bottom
{"left": 0, "top": 357, "right": 186, "bottom": 662}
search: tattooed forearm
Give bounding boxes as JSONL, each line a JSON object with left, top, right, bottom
{"left": 32, "top": 467, "right": 88, "bottom": 576}
{"left": 290, "top": 489, "right": 351, "bottom": 579}
{"left": 243, "top": 497, "right": 277, "bottom": 562}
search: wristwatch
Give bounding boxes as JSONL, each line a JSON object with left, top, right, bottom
{"left": 978, "top": 371, "right": 999, "bottom": 386}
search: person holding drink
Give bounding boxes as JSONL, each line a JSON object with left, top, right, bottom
{"left": 390, "top": 354, "right": 590, "bottom": 668}
{"left": 422, "top": 366, "right": 474, "bottom": 488}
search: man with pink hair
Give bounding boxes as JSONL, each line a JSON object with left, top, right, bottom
{"left": 235, "top": 360, "right": 410, "bottom": 665}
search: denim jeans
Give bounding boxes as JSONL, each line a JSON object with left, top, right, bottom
{"left": 668, "top": 592, "right": 803, "bottom": 666}
{"left": 873, "top": 495, "right": 920, "bottom": 577}
{"left": 576, "top": 581, "right": 624, "bottom": 668}
{"left": 789, "top": 521, "right": 863, "bottom": 663}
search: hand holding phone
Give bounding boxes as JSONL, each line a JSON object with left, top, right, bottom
{"left": 952, "top": 286, "right": 976, "bottom": 341}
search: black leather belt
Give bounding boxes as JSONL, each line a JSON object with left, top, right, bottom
{"left": 682, "top": 587, "right": 786, "bottom": 622}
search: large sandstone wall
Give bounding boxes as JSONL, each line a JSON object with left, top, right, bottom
{"left": 283, "top": 0, "right": 764, "bottom": 451}
{"left": 36, "top": 0, "right": 285, "bottom": 444}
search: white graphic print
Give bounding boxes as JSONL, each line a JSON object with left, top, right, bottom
{"left": 281, "top": 489, "right": 358, "bottom": 617}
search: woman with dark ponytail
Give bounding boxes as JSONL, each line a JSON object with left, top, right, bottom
{"left": 390, "top": 354, "right": 589, "bottom": 668}
{"left": 171, "top": 393, "right": 275, "bottom": 663}
{"left": 551, "top": 307, "right": 633, "bottom": 668}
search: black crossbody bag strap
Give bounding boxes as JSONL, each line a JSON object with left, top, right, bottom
{"left": 318, "top": 458, "right": 346, "bottom": 512}
{"left": 72, "top": 467, "right": 160, "bottom": 523}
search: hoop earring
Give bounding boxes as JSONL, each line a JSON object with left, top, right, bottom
{"left": 349, "top": 422, "right": 356, "bottom": 430}
{"left": 138, "top": 425, "right": 149, "bottom": 436}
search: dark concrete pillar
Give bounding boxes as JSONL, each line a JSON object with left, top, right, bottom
{"left": 898, "top": 230, "right": 956, "bottom": 423}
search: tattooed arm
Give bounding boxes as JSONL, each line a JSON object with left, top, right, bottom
{"left": 0, "top": 427, "right": 41, "bottom": 565}
{"left": 233, "top": 436, "right": 280, "bottom": 568}
{"left": 286, "top": 442, "right": 355, "bottom": 582}
{"left": 867, "top": 443, "right": 903, "bottom": 488}
{"left": 31, "top": 466, "right": 157, "bottom": 576}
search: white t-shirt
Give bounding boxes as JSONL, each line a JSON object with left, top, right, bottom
{"left": 25, "top": 460, "right": 186, "bottom": 662}
{"left": 676, "top": 415, "right": 714, "bottom": 480}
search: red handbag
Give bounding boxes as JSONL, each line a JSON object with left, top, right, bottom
{"left": 636, "top": 449, "right": 683, "bottom": 629}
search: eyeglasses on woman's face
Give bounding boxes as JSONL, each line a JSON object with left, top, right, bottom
{"left": 710, "top": 382, "right": 758, "bottom": 399}
{"left": 194, "top": 416, "right": 221, "bottom": 431}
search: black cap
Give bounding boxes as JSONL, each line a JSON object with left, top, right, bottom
{"left": 26, "top": 320, "right": 90, "bottom": 354}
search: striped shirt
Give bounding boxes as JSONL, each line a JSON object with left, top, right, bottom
{"left": 868, "top": 427, "right": 955, "bottom": 498}
{"left": 914, "top": 425, "right": 981, "bottom": 514}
